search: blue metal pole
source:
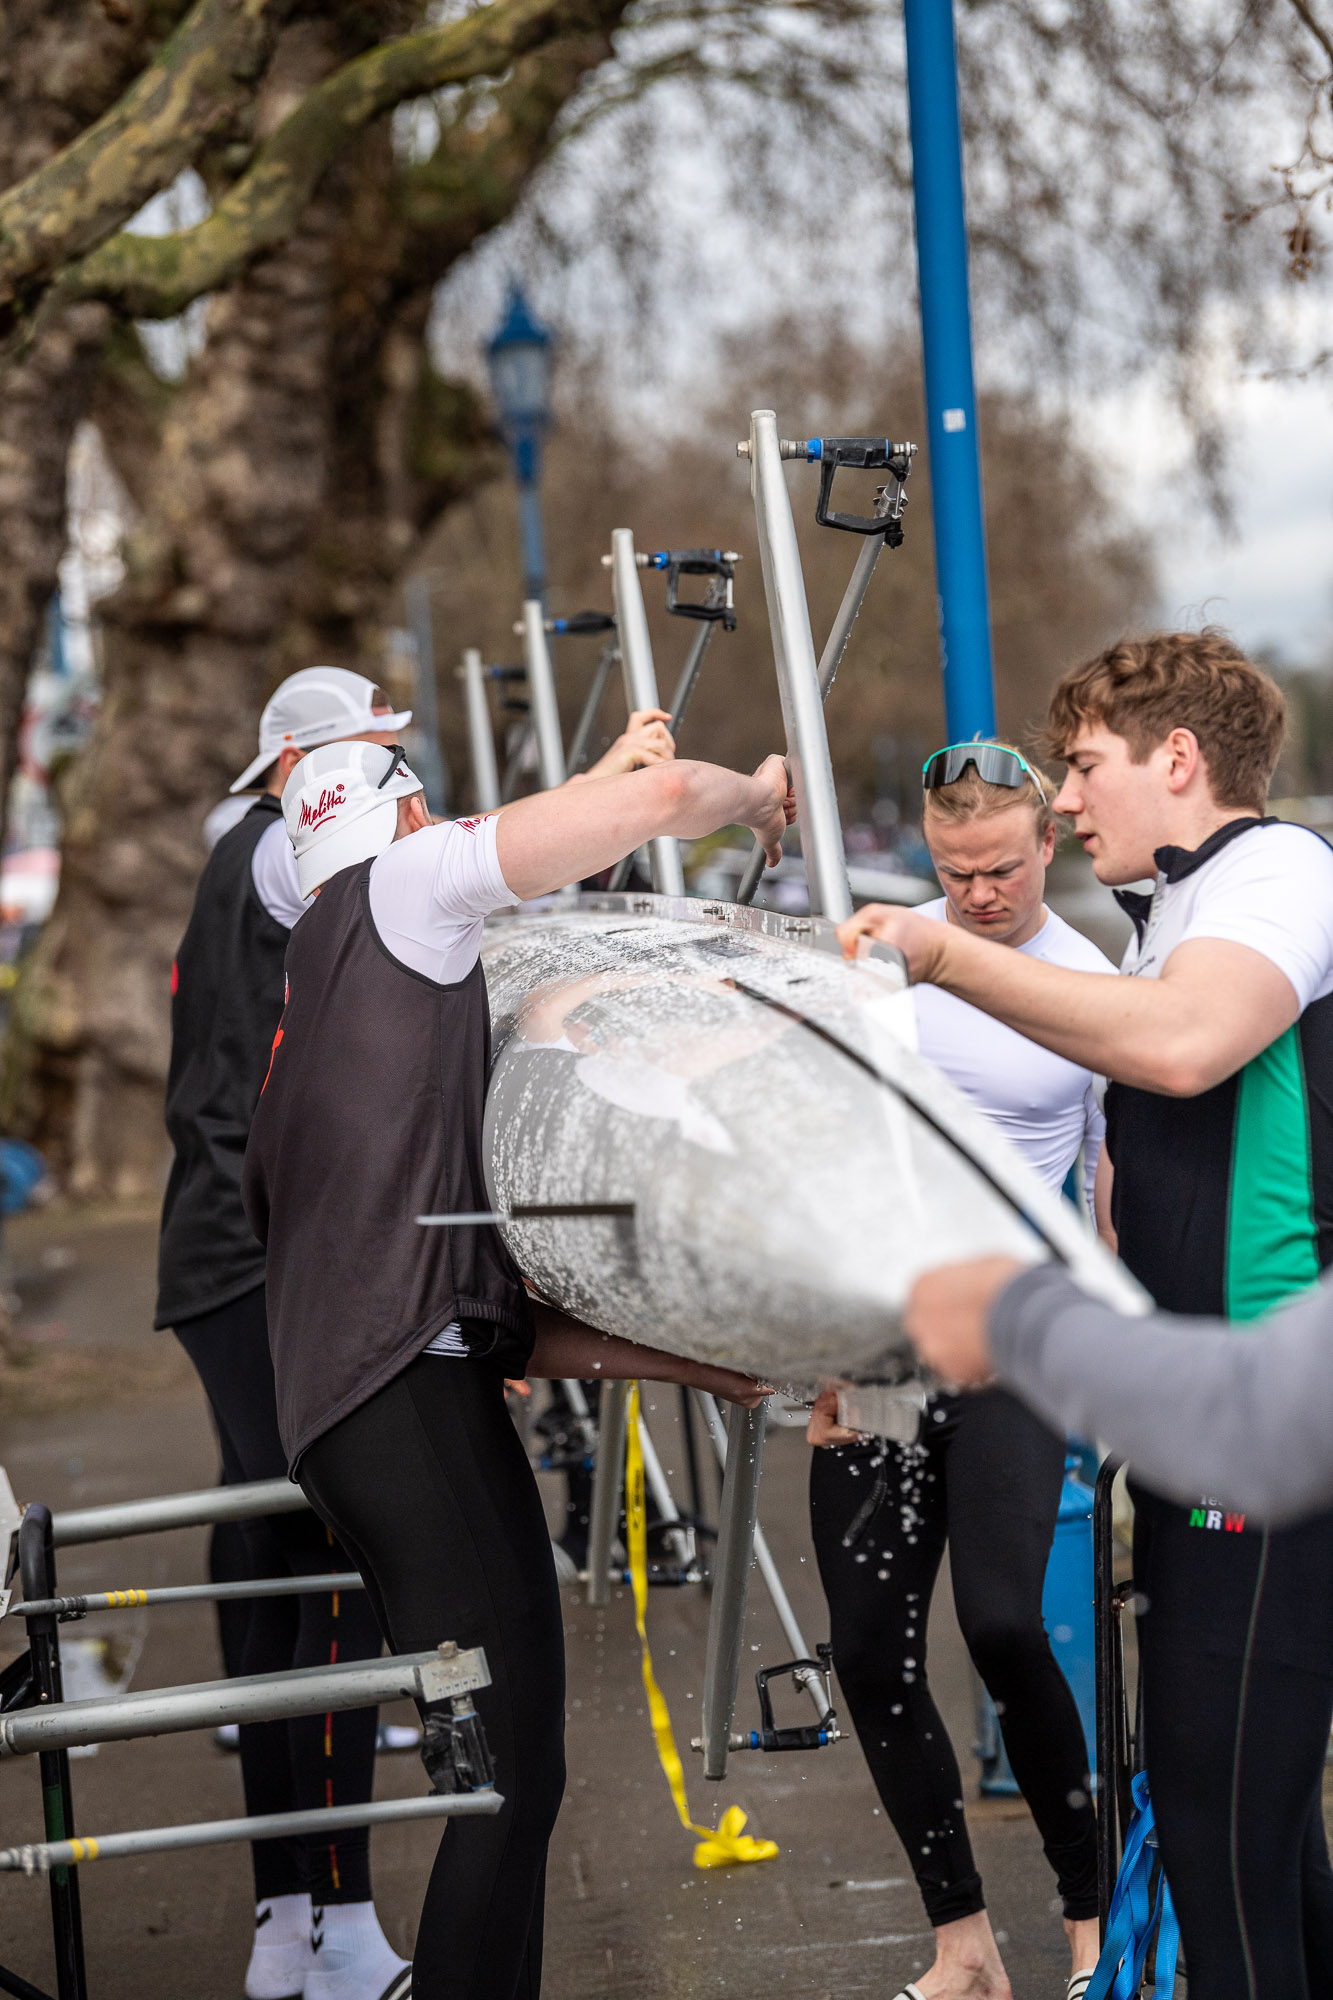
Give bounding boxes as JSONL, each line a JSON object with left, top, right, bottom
{"left": 512, "top": 429, "right": 548, "bottom": 606}
{"left": 903, "top": 0, "right": 996, "bottom": 742}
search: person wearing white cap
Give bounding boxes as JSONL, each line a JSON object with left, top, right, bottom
{"left": 201, "top": 667, "right": 412, "bottom": 852}
{"left": 157, "top": 670, "right": 413, "bottom": 2000}
{"left": 158, "top": 665, "right": 703, "bottom": 2000}
{"left": 242, "top": 738, "right": 793, "bottom": 2000}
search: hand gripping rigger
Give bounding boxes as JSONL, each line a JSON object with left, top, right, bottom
{"left": 734, "top": 428, "right": 916, "bottom": 908}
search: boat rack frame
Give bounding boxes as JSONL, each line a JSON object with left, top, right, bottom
{"left": 1093, "top": 1455, "right": 1140, "bottom": 1935}
{"left": 0, "top": 1483, "right": 497, "bottom": 2000}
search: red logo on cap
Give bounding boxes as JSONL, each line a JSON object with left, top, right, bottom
{"left": 297, "top": 784, "right": 346, "bottom": 833}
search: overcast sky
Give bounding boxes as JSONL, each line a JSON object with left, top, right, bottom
{"left": 1080, "top": 360, "right": 1333, "bottom": 671}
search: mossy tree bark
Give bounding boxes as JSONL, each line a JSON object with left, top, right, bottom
{"left": 11, "top": 26, "right": 622, "bottom": 1195}
{"left": 0, "top": 0, "right": 200, "bottom": 870}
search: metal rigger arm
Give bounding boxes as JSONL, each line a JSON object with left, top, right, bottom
{"left": 735, "top": 426, "right": 915, "bottom": 908}
{"left": 603, "top": 539, "right": 738, "bottom": 894}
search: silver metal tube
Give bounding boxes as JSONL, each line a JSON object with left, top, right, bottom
{"left": 0, "top": 1646, "right": 486, "bottom": 1758}
{"left": 462, "top": 648, "right": 501, "bottom": 812}
{"left": 637, "top": 1409, "right": 692, "bottom": 1569}
{"left": 500, "top": 724, "right": 534, "bottom": 803}
{"left": 734, "top": 837, "right": 768, "bottom": 909}
{"left": 521, "top": 599, "right": 567, "bottom": 789}
{"left": 404, "top": 574, "right": 451, "bottom": 815}
{"left": 566, "top": 640, "right": 620, "bottom": 775}
{"left": 636, "top": 1417, "right": 680, "bottom": 1524}
{"left": 699, "top": 1399, "right": 767, "bottom": 1780}
{"left": 584, "top": 1378, "right": 630, "bottom": 1609}
{"left": 52, "top": 1479, "right": 307, "bottom": 1548}
{"left": 667, "top": 617, "right": 716, "bottom": 735}
{"left": 697, "top": 1396, "right": 832, "bottom": 1725}
{"left": 818, "top": 530, "right": 886, "bottom": 703}
{"left": 0, "top": 1793, "right": 502, "bottom": 1877}
{"left": 734, "top": 529, "right": 883, "bottom": 909}
{"left": 8, "top": 1573, "right": 365, "bottom": 1621}
{"left": 747, "top": 410, "right": 852, "bottom": 922}
{"left": 560, "top": 1379, "right": 598, "bottom": 1456}
{"left": 609, "top": 529, "right": 685, "bottom": 898}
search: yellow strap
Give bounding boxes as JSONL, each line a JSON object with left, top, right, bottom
{"left": 624, "top": 1381, "right": 777, "bottom": 1870}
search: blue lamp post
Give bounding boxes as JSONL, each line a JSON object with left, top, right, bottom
{"left": 486, "top": 285, "right": 554, "bottom": 606}
{"left": 904, "top": 0, "right": 997, "bottom": 742}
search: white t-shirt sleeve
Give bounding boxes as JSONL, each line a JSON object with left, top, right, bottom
{"left": 367, "top": 815, "right": 515, "bottom": 984}
{"left": 428, "top": 813, "right": 514, "bottom": 919}
{"left": 1172, "top": 825, "right": 1333, "bottom": 1011}
{"left": 251, "top": 816, "right": 310, "bottom": 930}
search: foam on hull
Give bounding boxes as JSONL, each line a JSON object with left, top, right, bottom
{"left": 481, "top": 894, "right": 1145, "bottom": 1386}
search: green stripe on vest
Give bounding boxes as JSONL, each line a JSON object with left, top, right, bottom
{"left": 1226, "top": 1025, "right": 1320, "bottom": 1321}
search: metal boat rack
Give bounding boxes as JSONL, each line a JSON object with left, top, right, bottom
{"left": 1093, "top": 1456, "right": 1141, "bottom": 1936}
{"left": 0, "top": 1477, "right": 499, "bottom": 2000}
{"left": 457, "top": 408, "right": 915, "bottom": 1789}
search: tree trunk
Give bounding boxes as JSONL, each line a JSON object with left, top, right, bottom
{"left": 0, "top": 0, "right": 192, "bottom": 860}
{"left": 12, "top": 170, "right": 496, "bottom": 1193}
{"left": 10, "top": 26, "right": 621, "bottom": 1196}
{"left": 13, "top": 211, "right": 351, "bottom": 1193}
{"left": 0, "top": 306, "right": 111, "bottom": 812}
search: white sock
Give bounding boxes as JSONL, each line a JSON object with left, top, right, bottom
{"left": 245, "top": 1894, "right": 312, "bottom": 2000}
{"left": 307, "top": 1901, "right": 410, "bottom": 1999}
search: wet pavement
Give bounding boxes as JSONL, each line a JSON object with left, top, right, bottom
{"left": 1, "top": 1208, "right": 1104, "bottom": 1998}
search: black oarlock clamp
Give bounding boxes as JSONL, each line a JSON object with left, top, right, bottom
{"left": 791, "top": 437, "right": 916, "bottom": 542}
{"left": 550, "top": 611, "right": 617, "bottom": 636}
{"left": 739, "top": 1644, "right": 840, "bottom": 1752}
{"left": 421, "top": 1696, "right": 496, "bottom": 1795}
{"left": 647, "top": 549, "right": 738, "bottom": 631}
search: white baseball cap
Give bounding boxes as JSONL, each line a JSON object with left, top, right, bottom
{"left": 283, "top": 740, "right": 425, "bottom": 898}
{"left": 230, "top": 666, "right": 412, "bottom": 793}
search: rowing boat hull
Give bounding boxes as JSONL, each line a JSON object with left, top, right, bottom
{"left": 481, "top": 893, "right": 1143, "bottom": 1387}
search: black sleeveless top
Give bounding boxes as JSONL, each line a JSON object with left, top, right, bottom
{"left": 155, "top": 795, "right": 290, "bottom": 1329}
{"left": 241, "top": 856, "right": 533, "bottom": 1469}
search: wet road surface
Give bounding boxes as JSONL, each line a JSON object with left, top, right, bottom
{"left": 0, "top": 1207, "right": 1115, "bottom": 1998}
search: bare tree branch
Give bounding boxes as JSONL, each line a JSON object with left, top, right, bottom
{"left": 0, "top": 0, "right": 288, "bottom": 324}
{"left": 17, "top": 0, "right": 625, "bottom": 337}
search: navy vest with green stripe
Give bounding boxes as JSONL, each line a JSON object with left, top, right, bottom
{"left": 1106, "top": 818, "right": 1333, "bottom": 1322}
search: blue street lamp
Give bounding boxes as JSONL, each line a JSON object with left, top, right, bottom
{"left": 486, "top": 285, "right": 554, "bottom": 605}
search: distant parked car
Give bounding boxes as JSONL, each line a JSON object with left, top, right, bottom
{"left": 689, "top": 845, "right": 935, "bottom": 913}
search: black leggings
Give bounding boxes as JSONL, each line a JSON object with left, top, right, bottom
{"left": 175, "top": 1287, "right": 385, "bottom": 1904}
{"left": 300, "top": 1351, "right": 566, "bottom": 2000}
{"left": 809, "top": 1388, "right": 1098, "bottom": 1927}
{"left": 1132, "top": 1493, "right": 1333, "bottom": 1999}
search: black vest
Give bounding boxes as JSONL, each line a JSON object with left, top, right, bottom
{"left": 155, "top": 796, "right": 289, "bottom": 1329}
{"left": 241, "top": 857, "right": 533, "bottom": 1469}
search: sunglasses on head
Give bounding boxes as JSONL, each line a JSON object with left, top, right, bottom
{"left": 377, "top": 744, "right": 410, "bottom": 790}
{"left": 921, "top": 741, "right": 1048, "bottom": 804}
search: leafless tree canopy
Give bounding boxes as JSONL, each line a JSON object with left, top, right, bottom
{"left": 0, "top": 0, "right": 1329, "bottom": 1192}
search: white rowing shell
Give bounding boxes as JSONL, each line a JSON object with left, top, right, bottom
{"left": 481, "top": 893, "right": 1146, "bottom": 1387}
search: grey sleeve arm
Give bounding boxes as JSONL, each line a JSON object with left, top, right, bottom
{"left": 988, "top": 1264, "right": 1333, "bottom": 1524}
